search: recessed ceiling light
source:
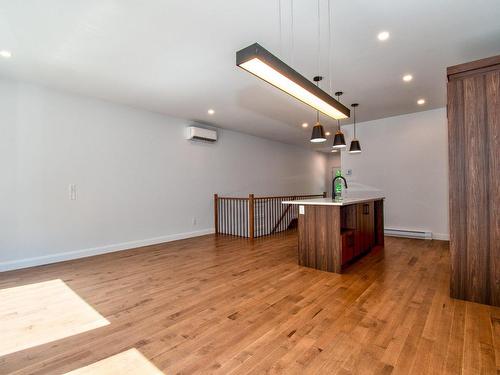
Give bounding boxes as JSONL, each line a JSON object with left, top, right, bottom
{"left": 302, "top": 122, "right": 308, "bottom": 128}
{"left": 403, "top": 74, "right": 413, "bottom": 82}
{"left": 0, "top": 50, "right": 12, "bottom": 59}
{"left": 331, "top": 149, "right": 338, "bottom": 153}
{"left": 377, "top": 31, "right": 390, "bottom": 41}
{"left": 207, "top": 109, "right": 215, "bottom": 115}
{"left": 417, "top": 99, "right": 426, "bottom": 105}
{"left": 325, "top": 131, "right": 331, "bottom": 136}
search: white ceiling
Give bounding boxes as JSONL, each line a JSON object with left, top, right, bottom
{"left": 0, "top": 0, "right": 499, "bottom": 149}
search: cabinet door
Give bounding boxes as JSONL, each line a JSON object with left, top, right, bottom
{"left": 354, "top": 204, "right": 364, "bottom": 256}
{"left": 342, "top": 232, "right": 355, "bottom": 265}
{"left": 357, "top": 202, "right": 374, "bottom": 254}
{"left": 447, "top": 57, "right": 500, "bottom": 306}
{"left": 365, "top": 202, "right": 375, "bottom": 248}
{"left": 486, "top": 71, "right": 500, "bottom": 306}
{"left": 448, "top": 70, "right": 498, "bottom": 305}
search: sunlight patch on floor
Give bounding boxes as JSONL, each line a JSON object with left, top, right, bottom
{"left": 0, "top": 279, "right": 109, "bottom": 356}
{"left": 64, "top": 348, "right": 163, "bottom": 374}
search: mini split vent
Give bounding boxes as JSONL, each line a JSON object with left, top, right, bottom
{"left": 186, "top": 126, "right": 217, "bottom": 142}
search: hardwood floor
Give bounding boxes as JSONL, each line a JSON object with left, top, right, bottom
{"left": 0, "top": 232, "right": 499, "bottom": 374}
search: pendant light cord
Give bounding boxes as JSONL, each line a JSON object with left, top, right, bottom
{"left": 317, "top": 0, "right": 321, "bottom": 76}
{"left": 290, "top": 0, "right": 294, "bottom": 64}
{"left": 336, "top": 93, "right": 341, "bottom": 132}
{"left": 316, "top": 80, "right": 320, "bottom": 123}
{"left": 316, "top": 0, "right": 321, "bottom": 123}
{"left": 316, "top": 1, "right": 321, "bottom": 125}
{"left": 353, "top": 106, "right": 356, "bottom": 139}
{"left": 278, "top": 0, "right": 282, "bottom": 55}
{"left": 328, "top": 0, "right": 333, "bottom": 95}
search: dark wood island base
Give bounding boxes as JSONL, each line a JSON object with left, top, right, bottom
{"left": 284, "top": 197, "right": 385, "bottom": 274}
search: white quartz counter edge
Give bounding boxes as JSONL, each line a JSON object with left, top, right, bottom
{"left": 282, "top": 196, "right": 385, "bottom": 206}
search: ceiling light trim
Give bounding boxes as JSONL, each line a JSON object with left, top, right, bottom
{"left": 236, "top": 43, "right": 350, "bottom": 120}
{"left": 0, "top": 50, "right": 12, "bottom": 58}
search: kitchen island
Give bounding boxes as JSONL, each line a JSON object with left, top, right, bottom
{"left": 282, "top": 193, "right": 385, "bottom": 273}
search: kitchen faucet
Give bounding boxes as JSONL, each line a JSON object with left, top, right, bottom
{"left": 332, "top": 176, "right": 348, "bottom": 200}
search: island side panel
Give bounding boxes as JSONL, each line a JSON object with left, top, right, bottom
{"left": 316, "top": 204, "right": 327, "bottom": 270}
{"left": 297, "top": 205, "right": 342, "bottom": 273}
{"left": 374, "top": 199, "right": 385, "bottom": 246}
{"left": 297, "top": 206, "right": 308, "bottom": 267}
{"left": 326, "top": 206, "right": 338, "bottom": 272}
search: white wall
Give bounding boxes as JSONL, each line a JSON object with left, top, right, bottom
{"left": 0, "top": 79, "right": 328, "bottom": 270}
{"left": 341, "top": 108, "right": 449, "bottom": 240}
{"left": 325, "top": 153, "right": 341, "bottom": 197}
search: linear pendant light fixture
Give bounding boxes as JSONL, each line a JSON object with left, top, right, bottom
{"left": 349, "top": 103, "right": 361, "bottom": 153}
{"left": 236, "top": 43, "right": 350, "bottom": 120}
{"left": 332, "top": 91, "right": 347, "bottom": 149}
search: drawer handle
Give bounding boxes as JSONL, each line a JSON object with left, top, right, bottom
{"left": 348, "top": 235, "right": 354, "bottom": 247}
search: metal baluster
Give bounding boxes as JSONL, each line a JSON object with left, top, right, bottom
{"left": 274, "top": 198, "right": 277, "bottom": 235}
{"left": 238, "top": 200, "right": 241, "bottom": 237}
{"left": 224, "top": 199, "right": 229, "bottom": 234}
{"left": 231, "top": 199, "right": 234, "bottom": 236}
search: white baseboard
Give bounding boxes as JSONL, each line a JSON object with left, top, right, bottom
{"left": 431, "top": 233, "right": 450, "bottom": 241}
{"left": 0, "top": 228, "right": 215, "bottom": 273}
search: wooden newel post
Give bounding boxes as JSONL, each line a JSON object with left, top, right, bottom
{"left": 214, "top": 194, "right": 219, "bottom": 235}
{"left": 249, "top": 194, "right": 255, "bottom": 239}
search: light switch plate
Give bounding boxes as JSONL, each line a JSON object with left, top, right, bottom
{"left": 299, "top": 205, "right": 305, "bottom": 215}
{"left": 69, "top": 184, "right": 77, "bottom": 200}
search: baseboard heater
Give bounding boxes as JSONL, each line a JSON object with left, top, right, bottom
{"left": 384, "top": 228, "right": 432, "bottom": 240}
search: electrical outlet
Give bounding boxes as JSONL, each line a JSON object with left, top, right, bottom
{"left": 68, "top": 184, "right": 77, "bottom": 200}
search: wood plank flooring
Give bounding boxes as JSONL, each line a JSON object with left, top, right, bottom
{"left": 0, "top": 231, "right": 499, "bottom": 374}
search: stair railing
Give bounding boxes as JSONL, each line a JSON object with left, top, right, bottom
{"left": 214, "top": 192, "right": 326, "bottom": 239}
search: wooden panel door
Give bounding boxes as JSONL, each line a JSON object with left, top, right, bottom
{"left": 464, "top": 74, "right": 489, "bottom": 303}
{"left": 355, "top": 202, "right": 374, "bottom": 255}
{"left": 486, "top": 70, "right": 500, "bottom": 306}
{"left": 367, "top": 202, "right": 375, "bottom": 249}
{"left": 341, "top": 231, "right": 355, "bottom": 265}
{"left": 448, "top": 76, "right": 467, "bottom": 300}
{"left": 447, "top": 55, "right": 500, "bottom": 307}
{"left": 355, "top": 204, "right": 364, "bottom": 256}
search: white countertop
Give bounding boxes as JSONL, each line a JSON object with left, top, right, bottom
{"left": 282, "top": 192, "right": 385, "bottom": 206}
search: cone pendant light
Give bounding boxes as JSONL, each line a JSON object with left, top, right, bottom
{"left": 310, "top": 123, "right": 326, "bottom": 142}
{"left": 333, "top": 130, "right": 346, "bottom": 148}
{"left": 332, "top": 92, "right": 347, "bottom": 149}
{"left": 349, "top": 103, "right": 361, "bottom": 153}
{"left": 310, "top": 76, "right": 327, "bottom": 143}
{"left": 349, "top": 139, "right": 361, "bottom": 153}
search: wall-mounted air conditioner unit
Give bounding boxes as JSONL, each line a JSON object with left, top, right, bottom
{"left": 186, "top": 126, "right": 217, "bottom": 142}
